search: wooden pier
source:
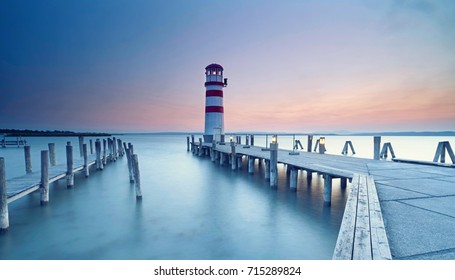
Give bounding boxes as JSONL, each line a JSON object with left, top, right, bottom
{"left": 0, "top": 137, "right": 142, "bottom": 233}
{"left": 1, "top": 136, "right": 27, "bottom": 148}
{"left": 189, "top": 135, "right": 455, "bottom": 260}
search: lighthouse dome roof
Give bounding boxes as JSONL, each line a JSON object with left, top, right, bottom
{"left": 205, "top": 63, "right": 223, "bottom": 70}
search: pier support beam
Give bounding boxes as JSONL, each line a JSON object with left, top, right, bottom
{"left": 270, "top": 143, "right": 278, "bottom": 189}
{"left": 0, "top": 158, "right": 9, "bottom": 233}
{"left": 96, "top": 139, "right": 103, "bottom": 170}
{"left": 132, "top": 154, "right": 142, "bottom": 200}
{"left": 231, "top": 143, "right": 236, "bottom": 170}
{"left": 113, "top": 137, "right": 117, "bottom": 161}
{"left": 40, "top": 150, "right": 49, "bottom": 205}
{"left": 125, "top": 147, "right": 134, "bottom": 183}
{"left": 265, "top": 160, "right": 270, "bottom": 181}
{"left": 48, "top": 143, "right": 57, "bottom": 166}
{"left": 307, "top": 135, "right": 313, "bottom": 152}
{"left": 103, "top": 139, "right": 107, "bottom": 165}
{"left": 198, "top": 138, "right": 203, "bottom": 157}
{"left": 187, "top": 136, "right": 190, "bottom": 152}
{"left": 290, "top": 167, "right": 298, "bottom": 192}
{"left": 117, "top": 139, "right": 123, "bottom": 156}
{"left": 66, "top": 142, "right": 74, "bottom": 188}
{"left": 220, "top": 152, "right": 225, "bottom": 166}
{"left": 374, "top": 136, "right": 381, "bottom": 160}
{"left": 248, "top": 156, "right": 254, "bottom": 174}
{"left": 89, "top": 139, "right": 94, "bottom": 155}
{"left": 237, "top": 156, "right": 242, "bottom": 169}
{"left": 324, "top": 174, "right": 333, "bottom": 206}
{"left": 83, "top": 144, "right": 89, "bottom": 177}
{"left": 307, "top": 170, "right": 313, "bottom": 181}
{"left": 78, "top": 136, "right": 84, "bottom": 158}
{"left": 24, "top": 145, "right": 32, "bottom": 174}
{"left": 341, "top": 177, "right": 347, "bottom": 189}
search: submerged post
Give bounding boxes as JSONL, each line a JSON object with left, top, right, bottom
{"left": 103, "top": 139, "right": 107, "bottom": 165}
{"left": 95, "top": 139, "right": 103, "bottom": 170}
{"left": 125, "top": 147, "right": 134, "bottom": 183}
{"left": 1, "top": 158, "right": 9, "bottom": 233}
{"left": 374, "top": 136, "right": 381, "bottom": 160}
{"left": 231, "top": 142, "right": 236, "bottom": 170}
{"left": 89, "top": 139, "right": 94, "bottom": 155}
{"left": 220, "top": 152, "right": 225, "bottom": 166}
{"left": 237, "top": 155, "right": 242, "bottom": 169}
{"left": 132, "top": 154, "right": 142, "bottom": 200}
{"left": 78, "top": 136, "right": 84, "bottom": 157}
{"left": 290, "top": 167, "right": 298, "bottom": 192}
{"left": 66, "top": 142, "right": 74, "bottom": 188}
{"left": 265, "top": 160, "right": 270, "bottom": 180}
{"left": 270, "top": 141, "right": 278, "bottom": 189}
{"left": 251, "top": 135, "right": 255, "bottom": 146}
{"left": 83, "top": 144, "right": 89, "bottom": 177}
{"left": 40, "top": 150, "right": 49, "bottom": 205}
{"left": 24, "top": 145, "right": 32, "bottom": 174}
{"left": 323, "top": 174, "right": 333, "bottom": 206}
{"left": 117, "top": 139, "right": 123, "bottom": 156}
{"left": 48, "top": 143, "right": 57, "bottom": 166}
{"left": 112, "top": 137, "right": 117, "bottom": 161}
{"left": 248, "top": 156, "right": 254, "bottom": 174}
{"left": 187, "top": 136, "right": 190, "bottom": 152}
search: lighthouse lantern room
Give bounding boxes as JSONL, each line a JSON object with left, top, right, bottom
{"left": 204, "top": 63, "right": 227, "bottom": 143}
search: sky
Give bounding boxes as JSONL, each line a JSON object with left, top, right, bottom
{"left": 1, "top": 0, "right": 455, "bottom": 133}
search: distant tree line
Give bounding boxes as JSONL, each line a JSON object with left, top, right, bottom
{"left": 0, "top": 129, "right": 111, "bottom": 137}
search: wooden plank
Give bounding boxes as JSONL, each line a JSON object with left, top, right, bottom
{"left": 367, "top": 175, "right": 392, "bottom": 260}
{"left": 353, "top": 175, "right": 372, "bottom": 260}
{"left": 333, "top": 174, "right": 360, "bottom": 260}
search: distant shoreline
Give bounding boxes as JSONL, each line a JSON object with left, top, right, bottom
{"left": 1, "top": 129, "right": 111, "bottom": 137}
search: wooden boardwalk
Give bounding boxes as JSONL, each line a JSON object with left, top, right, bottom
{"left": 190, "top": 138, "right": 455, "bottom": 260}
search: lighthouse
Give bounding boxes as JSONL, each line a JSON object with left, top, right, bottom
{"left": 204, "top": 63, "right": 227, "bottom": 143}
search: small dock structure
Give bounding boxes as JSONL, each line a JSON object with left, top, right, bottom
{"left": 1, "top": 135, "right": 27, "bottom": 148}
{"left": 1, "top": 137, "right": 142, "bottom": 233}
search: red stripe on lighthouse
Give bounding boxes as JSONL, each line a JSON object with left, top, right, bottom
{"left": 205, "top": 106, "right": 224, "bottom": 113}
{"left": 205, "top": 81, "right": 225, "bottom": 86}
{"left": 206, "top": 90, "right": 223, "bottom": 97}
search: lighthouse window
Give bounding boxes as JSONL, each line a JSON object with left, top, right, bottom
{"left": 212, "top": 71, "right": 216, "bottom": 75}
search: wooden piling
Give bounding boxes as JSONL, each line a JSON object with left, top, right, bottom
{"left": 307, "top": 135, "right": 313, "bottom": 152}
{"left": 83, "top": 144, "right": 89, "bottom": 177}
{"left": 290, "top": 167, "right": 298, "bottom": 192}
{"left": 117, "top": 139, "right": 123, "bottom": 156}
{"left": 270, "top": 143, "right": 278, "bottom": 188}
{"left": 324, "top": 174, "right": 333, "bottom": 206}
{"left": 89, "top": 139, "right": 94, "bottom": 155}
{"left": 128, "top": 143, "right": 134, "bottom": 155}
{"left": 131, "top": 154, "right": 142, "bottom": 200}
{"left": 0, "top": 158, "right": 9, "bottom": 233}
{"left": 231, "top": 143, "right": 236, "bottom": 170}
{"left": 191, "top": 135, "right": 195, "bottom": 153}
{"left": 198, "top": 138, "right": 203, "bottom": 157}
{"left": 341, "top": 177, "right": 347, "bottom": 188}
{"left": 40, "top": 150, "right": 49, "bottom": 205}
{"left": 237, "top": 155, "right": 242, "bottom": 169}
{"left": 248, "top": 156, "right": 254, "bottom": 174}
{"left": 307, "top": 170, "right": 313, "bottom": 181}
{"left": 95, "top": 139, "right": 103, "bottom": 170}
{"left": 264, "top": 160, "right": 270, "bottom": 180}
{"left": 78, "top": 136, "right": 84, "bottom": 157}
{"left": 220, "top": 152, "right": 225, "bottom": 166}
{"left": 187, "top": 136, "right": 190, "bottom": 152}
{"left": 251, "top": 135, "right": 255, "bottom": 146}
{"left": 103, "top": 139, "right": 107, "bottom": 165}
{"left": 66, "top": 142, "right": 74, "bottom": 188}
{"left": 24, "top": 145, "right": 32, "bottom": 174}
{"left": 112, "top": 137, "right": 117, "bottom": 161}
{"left": 374, "top": 136, "right": 381, "bottom": 160}
{"left": 125, "top": 147, "right": 134, "bottom": 183}
{"left": 48, "top": 143, "right": 57, "bottom": 166}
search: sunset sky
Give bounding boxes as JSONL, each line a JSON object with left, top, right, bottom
{"left": 1, "top": 0, "right": 455, "bottom": 133}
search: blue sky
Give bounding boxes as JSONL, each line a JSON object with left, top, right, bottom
{"left": 1, "top": 0, "right": 455, "bottom": 132}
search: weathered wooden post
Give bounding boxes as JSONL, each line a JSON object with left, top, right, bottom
{"left": 48, "top": 143, "right": 57, "bottom": 166}
{"left": 264, "top": 160, "right": 270, "bottom": 180}
{"left": 40, "top": 150, "right": 49, "bottom": 205}
{"left": 125, "top": 147, "right": 134, "bottom": 183}
{"left": 131, "top": 154, "right": 142, "bottom": 200}
{"left": 220, "top": 152, "right": 225, "bottom": 166}
{"left": 0, "top": 157, "right": 9, "bottom": 233}
{"left": 89, "top": 139, "right": 94, "bottom": 155}
{"left": 248, "top": 156, "right": 254, "bottom": 174}
{"left": 107, "top": 138, "right": 112, "bottom": 161}
{"left": 270, "top": 136, "right": 278, "bottom": 188}
{"left": 24, "top": 145, "right": 32, "bottom": 174}
{"left": 237, "top": 155, "right": 242, "bottom": 169}
{"left": 290, "top": 167, "right": 298, "bottom": 192}
{"left": 198, "top": 138, "right": 203, "bottom": 157}
{"left": 128, "top": 143, "right": 134, "bottom": 155}
{"left": 231, "top": 142, "right": 236, "bottom": 170}
{"left": 187, "top": 136, "right": 190, "bottom": 152}
{"left": 83, "top": 144, "right": 89, "bottom": 177}
{"left": 340, "top": 177, "right": 347, "bottom": 188}
{"left": 117, "top": 139, "right": 123, "bottom": 156}
{"left": 191, "top": 135, "right": 195, "bottom": 153}
{"left": 323, "top": 174, "right": 333, "bottom": 206}
{"left": 95, "top": 139, "right": 103, "bottom": 170}
{"left": 251, "top": 135, "right": 255, "bottom": 146}
{"left": 78, "top": 136, "right": 84, "bottom": 157}
{"left": 307, "top": 135, "right": 313, "bottom": 153}
{"left": 103, "top": 139, "right": 107, "bottom": 165}
{"left": 374, "top": 136, "right": 381, "bottom": 160}
{"left": 112, "top": 137, "right": 117, "bottom": 161}
{"left": 66, "top": 142, "right": 74, "bottom": 188}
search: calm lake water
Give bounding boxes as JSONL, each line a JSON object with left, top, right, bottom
{"left": 0, "top": 134, "right": 453, "bottom": 259}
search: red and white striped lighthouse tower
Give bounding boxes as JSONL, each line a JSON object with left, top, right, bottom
{"left": 204, "top": 63, "right": 227, "bottom": 143}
